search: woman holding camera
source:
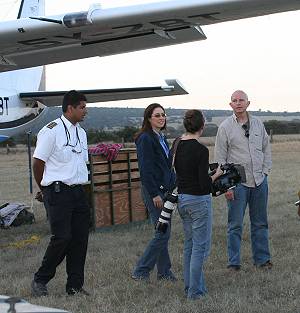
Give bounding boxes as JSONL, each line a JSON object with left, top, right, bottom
{"left": 131, "top": 103, "right": 176, "bottom": 282}
{"left": 174, "top": 109, "right": 222, "bottom": 299}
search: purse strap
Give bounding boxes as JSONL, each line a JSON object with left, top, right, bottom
{"left": 171, "top": 136, "right": 182, "bottom": 170}
{"left": 171, "top": 136, "right": 203, "bottom": 169}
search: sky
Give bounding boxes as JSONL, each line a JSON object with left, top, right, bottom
{"left": 1, "top": 0, "right": 300, "bottom": 112}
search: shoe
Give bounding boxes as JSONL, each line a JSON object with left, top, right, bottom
{"left": 187, "top": 293, "right": 206, "bottom": 300}
{"left": 131, "top": 274, "right": 150, "bottom": 282}
{"left": 227, "top": 265, "right": 241, "bottom": 272}
{"left": 256, "top": 260, "right": 273, "bottom": 269}
{"left": 31, "top": 280, "right": 48, "bottom": 297}
{"left": 157, "top": 274, "right": 178, "bottom": 282}
{"left": 67, "top": 288, "right": 90, "bottom": 296}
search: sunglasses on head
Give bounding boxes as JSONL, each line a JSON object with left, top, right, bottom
{"left": 152, "top": 113, "right": 167, "bottom": 118}
{"left": 242, "top": 124, "right": 250, "bottom": 138}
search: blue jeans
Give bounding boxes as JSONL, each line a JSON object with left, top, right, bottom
{"left": 133, "top": 186, "right": 173, "bottom": 279}
{"left": 227, "top": 176, "right": 271, "bottom": 266}
{"left": 178, "top": 194, "right": 212, "bottom": 299}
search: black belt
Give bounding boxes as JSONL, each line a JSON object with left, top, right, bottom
{"left": 44, "top": 182, "right": 82, "bottom": 191}
{"left": 68, "top": 184, "right": 82, "bottom": 188}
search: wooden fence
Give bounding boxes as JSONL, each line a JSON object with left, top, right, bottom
{"left": 86, "top": 148, "right": 147, "bottom": 230}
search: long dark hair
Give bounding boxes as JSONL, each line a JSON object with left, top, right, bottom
{"left": 135, "top": 103, "right": 166, "bottom": 141}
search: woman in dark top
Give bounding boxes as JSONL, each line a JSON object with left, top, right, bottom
{"left": 174, "top": 109, "right": 222, "bottom": 299}
{"left": 131, "top": 103, "right": 176, "bottom": 282}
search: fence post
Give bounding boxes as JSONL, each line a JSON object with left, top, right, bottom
{"left": 270, "top": 129, "right": 273, "bottom": 143}
{"left": 27, "top": 131, "right": 33, "bottom": 194}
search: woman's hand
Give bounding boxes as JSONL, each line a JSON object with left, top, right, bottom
{"left": 153, "top": 195, "right": 164, "bottom": 209}
{"left": 211, "top": 165, "right": 223, "bottom": 182}
{"left": 225, "top": 190, "right": 234, "bottom": 200}
{"left": 215, "top": 165, "right": 223, "bottom": 177}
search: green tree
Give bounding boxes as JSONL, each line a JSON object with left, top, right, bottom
{"left": 116, "top": 126, "right": 139, "bottom": 143}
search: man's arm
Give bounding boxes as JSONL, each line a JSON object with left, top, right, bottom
{"left": 33, "top": 126, "right": 56, "bottom": 187}
{"left": 33, "top": 157, "right": 45, "bottom": 202}
{"left": 33, "top": 158, "right": 45, "bottom": 190}
{"left": 262, "top": 126, "right": 272, "bottom": 175}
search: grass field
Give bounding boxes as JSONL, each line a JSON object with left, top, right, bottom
{"left": 1, "top": 137, "right": 300, "bottom": 313}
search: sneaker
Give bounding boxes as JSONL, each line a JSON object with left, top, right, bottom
{"left": 131, "top": 274, "right": 150, "bottom": 282}
{"left": 31, "top": 280, "right": 48, "bottom": 297}
{"left": 227, "top": 265, "right": 241, "bottom": 272}
{"left": 67, "top": 288, "right": 90, "bottom": 296}
{"left": 157, "top": 274, "right": 178, "bottom": 282}
{"left": 187, "top": 294, "right": 206, "bottom": 300}
{"left": 256, "top": 260, "right": 273, "bottom": 269}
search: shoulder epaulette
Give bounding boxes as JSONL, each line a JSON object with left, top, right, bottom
{"left": 46, "top": 121, "right": 58, "bottom": 129}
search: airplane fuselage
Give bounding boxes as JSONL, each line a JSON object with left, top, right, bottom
{"left": 0, "top": 88, "right": 47, "bottom": 142}
{"left": 0, "top": 96, "right": 9, "bottom": 116}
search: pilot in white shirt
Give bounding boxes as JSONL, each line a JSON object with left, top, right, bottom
{"left": 31, "top": 90, "right": 90, "bottom": 297}
{"left": 33, "top": 114, "right": 88, "bottom": 187}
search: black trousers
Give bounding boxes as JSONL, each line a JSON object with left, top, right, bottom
{"left": 34, "top": 183, "right": 90, "bottom": 291}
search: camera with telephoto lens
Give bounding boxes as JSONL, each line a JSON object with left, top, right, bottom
{"left": 209, "top": 163, "right": 246, "bottom": 197}
{"left": 155, "top": 188, "right": 178, "bottom": 233}
{"left": 295, "top": 190, "right": 300, "bottom": 206}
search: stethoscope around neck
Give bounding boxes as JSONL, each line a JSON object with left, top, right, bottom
{"left": 60, "top": 117, "right": 82, "bottom": 153}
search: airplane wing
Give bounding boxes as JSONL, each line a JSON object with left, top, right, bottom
{"left": 1, "top": 0, "right": 300, "bottom": 73}
{"left": 19, "top": 79, "right": 187, "bottom": 106}
{"left": 0, "top": 295, "right": 69, "bottom": 313}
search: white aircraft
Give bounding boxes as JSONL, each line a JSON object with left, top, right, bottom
{"left": 1, "top": 0, "right": 300, "bottom": 142}
{"left": 0, "top": 295, "right": 69, "bottom": 313}
{"left": 0, "top": 0, "right": 189, "bottom": 142}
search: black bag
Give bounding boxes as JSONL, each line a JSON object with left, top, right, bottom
{"left": 11, "top": 209, "right": 35, "bottom": 227}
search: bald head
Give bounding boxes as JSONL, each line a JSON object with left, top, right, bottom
{"left": 231, "top": 90, "right": 248, "bottom": 102}
{"left": 230, "top": 90, "right": 250, "bottom": 117}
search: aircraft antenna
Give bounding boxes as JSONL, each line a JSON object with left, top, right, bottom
{"left": 16, "top": 0, "right": 24, "bottom": 18}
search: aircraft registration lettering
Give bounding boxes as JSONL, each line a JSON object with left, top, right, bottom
{"left": 112, "top": 24, "right": 143, "bottom": 34}
{"left": 188, "top": 12, "right": 220, "bottom": 22}
{"left": 18, "top": 33, "right": 82, "bottom": 47}
{"left": 0, "top": 97, "right": 9, "bottom": 116}
{"left": 151, "top": 19, "right": 191, "bottom": 28}
{"left": 19, "top": 37, "right": 63, "bottom": 47}
{"left": 85, "top": 17, "right": 199, "bottom": 43}
{"left": 16, "top": 14, "right": 220, "bottom": 48}
{"left": 111, "top": 14, "right": 220, "bottom": 33}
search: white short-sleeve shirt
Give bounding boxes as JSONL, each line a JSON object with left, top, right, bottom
{"left": 33, "top": 115, "right": 89, "bottom": 186}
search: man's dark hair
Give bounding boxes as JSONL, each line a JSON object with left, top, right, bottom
{"left": 62, "top": 90, "right": 87, "bottom": 112}
{"left": 183, "top": 109, "right": 205, "bottom": 133}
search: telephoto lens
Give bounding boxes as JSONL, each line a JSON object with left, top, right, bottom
{"left": 295, "top": 190, "right": 300, "bottom": 206}
{"left": 296, "top": 190, "right": 300, "bottom": 217}
{"left": 155, "top": 188, "right": 178, "bottom": 233}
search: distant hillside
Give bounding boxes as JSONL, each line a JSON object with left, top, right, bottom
{"left": 30, "top": 107, "right": 300, "bottom": 134}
